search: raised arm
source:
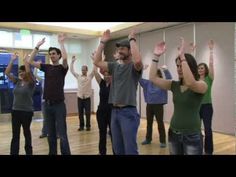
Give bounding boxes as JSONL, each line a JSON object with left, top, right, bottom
{"left": 29, "top": 38, "right": 45, "bottom": 69}
{"left": 128, "top": 30, "right": 143, "bottom": 71}
{"left": 91, "top": 52, "right": 101, "bottom": 84}
{"left": 149, "top": 41, "right": 172, "bottom": 90}
{"left": 58, "top": 33, "right": 68, "bottom": 69}
{"left": 70, "top": 56, "right": 79, "bottom": 78}
{"left": 179, "top": 37, "right": 207, "bottom": 94}
{"left": 208, "top": 39, "right": 214, "bottom": 80}
{"left": 93, "top": 30, "right": 110, "bottom": 71}
{"left": 5, "top": 53, "right": 18, "bottom": 83}
{"left": 23, "top": 54, "right": 34, "bottom": 83}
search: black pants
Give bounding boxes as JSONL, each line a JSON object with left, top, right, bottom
{"left": 78, "top": 97, "right": 91, "bottom": 129}
{"left": 96, "top": 106, "right": 112, "bottom": 155}
{"left": 200, "top": 103, "right": 213, "bottom": 154}
{"left": 10, "top": 110, "right": 33, "bottom": 155}
{"left": 146, "top": 104, "right": 166, "bottom": 143}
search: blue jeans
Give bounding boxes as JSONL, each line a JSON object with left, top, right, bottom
{"left": 200, "top": 104, "right": 213, "bottom": 154}
{"left": 168, "top": 129, "right": 203, "bottom": 155}
{"left": 111, "top": 107, "right": 140, "bottom": 155}
{"left": 44, "top": 101, "right": 71, "bottom": 155}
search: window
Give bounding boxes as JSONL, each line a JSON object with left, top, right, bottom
{"left": 14, "top": 32, "right": 33, "bottom": 49}
{"left": 0, "top": 30, "right": 13, "bottom": 47}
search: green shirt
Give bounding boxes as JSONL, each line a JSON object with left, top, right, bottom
{"left": 170, "top": 81, "right": 204, "bottom": 133}
{"left": 201, "top": 75, "right": 213, "bottom": 104}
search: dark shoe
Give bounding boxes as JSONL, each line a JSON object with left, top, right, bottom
{"left": 86, "top": 127, "right": 91, "bottom": 131}
{"left": 141, "top": 140, "right": 151, "bottom": 145}
{"left": 39, "top": 134, "right": 47, "bottom": 138}
{"left": 78, "top": 127, "right": 84, "bottom": 131}
{"left": 160, "top": 143, "right": 167, "bottom": 148}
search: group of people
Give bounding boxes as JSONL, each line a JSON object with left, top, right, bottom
{"left": 5, "top": 29, "right": 214, "bottom": 155}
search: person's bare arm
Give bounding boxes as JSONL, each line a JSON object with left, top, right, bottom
{"left": 58, "top": 33, "right": 68, "bottom": 69}
{"left": 70, "top": 56, "right": 79, "bottom": 78}
{"left": 149, "top": 41, "right": 172, "bottom": 90}
{"left": 29, "top": 38, "right": 45, "bottom": 69}
{"left": 208, "top": 39, "right": 214, "bottom": 80}
{"left": 93, "top": 30, "right": 110, "bottom": 72}
{"left": 5, "top": 53, "right": 18, "bottom": 83}
{"left": 128, "top": 30, "right": 143, "bottom": 71}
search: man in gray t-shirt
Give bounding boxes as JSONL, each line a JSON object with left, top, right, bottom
{"left": 93, "top": 29, "right": 143, "bottom": 155}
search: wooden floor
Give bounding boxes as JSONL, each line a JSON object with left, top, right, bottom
{"left": 0, "top": 114, "right": 235, "bottom": 155}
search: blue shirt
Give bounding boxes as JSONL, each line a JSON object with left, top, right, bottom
{"left": 139, "top": 69, "right": 172, "bottom": 104}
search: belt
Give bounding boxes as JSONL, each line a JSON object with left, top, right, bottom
{"left": 45, "top": 100, "right": 62, "bottom": 105}
{"left": 112, "top": 105, "right": 135, "bottom": 109}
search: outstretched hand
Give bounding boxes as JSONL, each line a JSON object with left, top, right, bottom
{"left": 189, "top": 42, "right": 196, "bottom": 53}
{"left": 11, "top": 52, "right": 19, "bottom": 61}
{"left": 58, "top": 33, "right": 67, "bottom": 43}
{"left": 36, "top": 38, "right": 45, "bottom": 48}
{"left": 101, "top": 30, "right": 111, "bottom": 43}
{"left": 72, "top": 55, "right": 77, "bottom": 62}
{"left": 208, "top": 39, "right": 214, "bottom": 50}
{"left": 178, "top": 37, "right": 186, "bottom": 59}
{"left": 153, "top": 41, "right": 166, "bottom": 57}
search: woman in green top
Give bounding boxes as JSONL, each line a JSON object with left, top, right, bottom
{"left": 149, "top": 38, "right": 208, "bottom": 155}
{"left": 198, "top": 40, "right": 214, "bottom": 155}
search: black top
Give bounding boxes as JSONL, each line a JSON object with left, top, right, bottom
{"left": 40, "top": 64, "right": 68, "bottom": 101}
{"left": 99, "top": 79, "right": 112, "bottom": 108}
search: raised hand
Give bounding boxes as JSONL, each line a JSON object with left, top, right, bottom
{"left": 178, "top": 37, "right": 186, "bottom": 58}
{"left": 128, "top": 29, "right": 136, "bottom": 40}
{"left": 153, "top": 41, "right": 166, "bottom": 57}
{"left": 58, "top": 33, "right": 67, "bottom": 44}
{"left": 189, "top": 42, "right": 196, "bottom": 53}
{"left": 23, "top": 54, "right": 30, "bottom": 63}
{"left": 11, "top": 52, "right": 19, "bottom": 61}
{"left": 101, "top": 29, "right": 111, "bottom": 43}
{"left": 72, "top": 55, "right": 77, "bottom": 62}
{"left": 36, "top": 38, "right": 45, "bottom": 48}
{"left": 90, "top": 51, "right": 96, "bottom": 61}
{"left": 208, "top": 39, "right": 214, "bottom": 50}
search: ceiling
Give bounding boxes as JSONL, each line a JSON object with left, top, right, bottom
{"left": 0, "top": 22, "right": 184, "bottom": 40}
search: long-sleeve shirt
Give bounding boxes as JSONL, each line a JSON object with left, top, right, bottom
{"left": 139, "top": 69, "right": 172, "bottom": 104}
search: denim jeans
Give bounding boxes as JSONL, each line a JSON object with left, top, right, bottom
{"left": 200, "top": 103, "right": 213, "bottom": 154}
{"left": 168, "top": 128, "right": 203, "bottom": 155}
{"left": 44, "top": 101, "right": 71, "bottom": 155}
{"left": 111, "top": 106, "right": 140, "bottom": 155}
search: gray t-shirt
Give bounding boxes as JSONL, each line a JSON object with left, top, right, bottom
{"left": 12, "top": 78, "right": 35, "bottom": 112}
{"left": 108, "top": 62, "right": 142, "bottom": 106}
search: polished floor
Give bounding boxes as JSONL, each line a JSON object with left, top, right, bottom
{"left": 0, "top": 115, "right": 235, "bottom": 155}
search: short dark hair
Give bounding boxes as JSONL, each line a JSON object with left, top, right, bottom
{"left": 176, "top": 53, "right": 199, "bottom": 83}
{"left": 48, "top": 47, "right": 62, "bottom": 59}
{"left": 198, "top": 63, "right": 209, "bottom": 77}
{"left": 19, "top": 65, "right": 25, "bottom": 71}
{"left": 115, "top": 39, "right": 130, "bottom": 49}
